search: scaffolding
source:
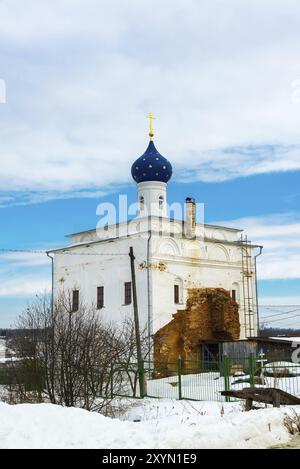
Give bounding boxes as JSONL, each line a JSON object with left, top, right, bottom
{"left": 240, "top": 234, "right": 256, "bottom": 338}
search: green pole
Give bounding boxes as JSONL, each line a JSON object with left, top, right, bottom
{"left": 223, "top": 355, "right": 230, "bottom": 403}
{"left": 249, "top": 354, "right": 255, "bottom": 388}
{"left": 178, "top": 356, "right": 182, "bottom": 400}
{"left": 138, "top": 360, "right": 145, "bottom": 398}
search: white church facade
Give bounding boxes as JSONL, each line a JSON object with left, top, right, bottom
{"left": 49, "top": 118, "right": 262, "bottom": 352}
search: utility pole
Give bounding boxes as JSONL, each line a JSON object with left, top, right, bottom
{"left": 129, "top": 246, "right": 144, "bottom": 397}
{"left": 46, "top": 251, "right": 55, "bottom": 402}
{"left": 254, "top": 246, "right": 263, "bottom": 336}
{"left": 46, "top": 252, "right": 54, "bottom": 319}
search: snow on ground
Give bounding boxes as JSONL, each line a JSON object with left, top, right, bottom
{"left": 0, "top": 339, "right": 6, "bottom": 359}
{"left": 0, "top": 398, "right": 297, "bottom": 449}
{"left": 0, "top": 357, "right": 20, "bottom": 363}
{"left": 146, "top": 368, "right": 300, "bottom": 401}
{"left": 0, "top": 338, "right": 18, "bottom": 363}
{"left": 147, "top": 372, "right": 224, "bottom": 401}
{"left": 264, "top": 362, "right": 300, "bottom": 376}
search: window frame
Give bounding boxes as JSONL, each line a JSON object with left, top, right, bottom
{"left": 174, "top": 284, "right": 180, "bottom": 304}
{"left": 72, "top": 289, "right": 79, "bottom": 312}
{"left": 158, "top": 195, "right": 164, "bottom": 209}
{"left": 124, "top": 281, "right": 132, "bottom": 305}
{"left": 97, "top": 286, "right": 104, "bottom": 309}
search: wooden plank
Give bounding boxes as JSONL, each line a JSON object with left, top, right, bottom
{"left": 221, "top": 387, "right": 300, "bottom": 407}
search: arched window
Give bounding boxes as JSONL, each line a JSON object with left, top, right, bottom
{"left": 232, "top": 282, "right": 239, "bottom": 303}
{"left": 139, "top": 196, "right": 144, "bottom": 210}
{"left": 159, "top": 195, "right": 164, "bottom": 209}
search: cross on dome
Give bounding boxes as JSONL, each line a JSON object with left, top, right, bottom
{"left": 131, "top": 114, "right": 173, "bottom": 184}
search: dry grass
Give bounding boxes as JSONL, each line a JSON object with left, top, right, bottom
{"left": 283, "top": 410, "right": 300, "bottom": 435}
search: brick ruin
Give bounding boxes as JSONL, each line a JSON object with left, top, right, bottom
{"left": 153, "top": 288, "right": 240, "bottom": 376}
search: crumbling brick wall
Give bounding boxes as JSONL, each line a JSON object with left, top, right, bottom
{"left": 153, "top": 288, "right": 240, "bottom": 376}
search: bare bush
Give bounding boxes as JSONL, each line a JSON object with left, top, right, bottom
{"left": 7, "top": 292, "right": 147, "bottom": 412}
{"left": 283, "top": 411, "right": 300, "bottom": 435}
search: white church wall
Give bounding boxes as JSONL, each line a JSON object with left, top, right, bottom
{"left": 150, "top": 233, "right": 257, "bottom": 338}
{"left": 53, "top": 236, "right": 150, "bottom": 331}
{"left": 53, "top": 221, "right": 258, "bottom": 343}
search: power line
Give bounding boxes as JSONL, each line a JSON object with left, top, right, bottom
{"left": 259, "top": 308, "right": 300, "bottom": 320}
{"left": 52, "top": 252, "right": 128, "bottom": 256}
{"left": 261, "top": 306, "right": 293, "bottom": 314}
{"left": 0, "top": 249, "right": 45, "bottom": 254}
{"left": 262, "top": 313, "right": 300, "bottom": 324}
{"left": 0, "top": 248, "right": 128, "bottom": 256}
{"left": 259, "top": 304, "right": 300, "bottom": 307}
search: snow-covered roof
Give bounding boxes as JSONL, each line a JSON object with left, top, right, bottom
{"left": 65, "top": 220, "right": 243, "bottom": 238}
{"left": 270, "top": 337, "right": 300, "bottom": 343}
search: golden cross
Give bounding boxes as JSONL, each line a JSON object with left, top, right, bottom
{"left": 147, "top": 112, "right": 155, "bottom": 140}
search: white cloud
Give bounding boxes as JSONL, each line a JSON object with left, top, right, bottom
{"left": 215, "top": 212, "right": 300, "bottom": 280}
{"left": 0, "top": 252, "right": 49, "bottom": 268}
{"left": 0, "top": 189, "right": 108, "bottom": 207}
{"left": 0, "top": 276, "right": 50, "bottom": 298}
{"left": 0, "top": 0, "right": 300, "bottom": 199}
{"left": 259, "top": 297, "right": 300, "bottom": 306}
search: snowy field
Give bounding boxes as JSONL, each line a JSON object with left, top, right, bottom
{"left": 0, "top": 338, "right": 6, "bottom": 361}
{"left": 0, "top": 338, "right": 18, "bottom": 364}
{"left": 0, "top": 398, "right": 298, "bottom": 449}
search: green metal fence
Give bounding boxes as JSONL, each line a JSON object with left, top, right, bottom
{"left": 144, "top": 358, "right": 223, "bottom": 401}
{"left": 1, "top": 354, "right": 300, "bottom": 402}
{"left": 109, "top": 362, "right": 142, "bottom": 399}
{"left": 141, "top": 355, "right": 300, "bottom": 402}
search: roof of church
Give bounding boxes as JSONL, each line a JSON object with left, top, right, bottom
{"left": 131, "top": 140, "right": 172, "bottom": 184}
{"left": 65, "top": 221, "right": 243, "bottom": 238}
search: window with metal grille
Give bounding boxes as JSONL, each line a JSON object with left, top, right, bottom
{"left": 72, "top": 290, "right": 79, "bottom": 312}
{"left": 174, "top": 284, "right": 180, "bottom": 304}
{"left": 232, "top": 289, "right": 237, "bottom": 302}
{"left": 124, "top": 282, "right": 132, "bottom": 305}
{"left": 97, "top": 286, "right": 104, "bottom": 309}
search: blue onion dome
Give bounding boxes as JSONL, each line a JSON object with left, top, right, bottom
{"left": 131, "top": 140, "right": 173, "bottom": 183}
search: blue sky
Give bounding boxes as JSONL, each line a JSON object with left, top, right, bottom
{"left": 0, "top": 0, "right": 300, "bottom": 327}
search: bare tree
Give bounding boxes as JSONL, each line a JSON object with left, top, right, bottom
{"left": 8, "top": 292, "right": 148, "bottom": 411}
{"left": 111, "top": 318, "right": 149, "bottom": 397}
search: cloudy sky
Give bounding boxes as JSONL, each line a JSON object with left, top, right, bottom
{"left": 0, "top": 0, "right": 300, "bottom": 327}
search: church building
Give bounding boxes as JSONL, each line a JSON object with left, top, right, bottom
{"left": 49, "top": 116, "right": 262, "bottom": 363}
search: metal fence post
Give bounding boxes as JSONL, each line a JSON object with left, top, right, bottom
{"left": 249, "top": 354, "right": 255, "bottom": 388}
{"left": 223, "top": 355, "right": 230, "bottom": 403}
{"left": 143, "top": 362, "right": 148, "bottom": 398}
{"left": 178, "top": 356, "right": 182, "bottom": 400}
{"left": 139, "top": 360, "right": 145, "bottom": 399}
